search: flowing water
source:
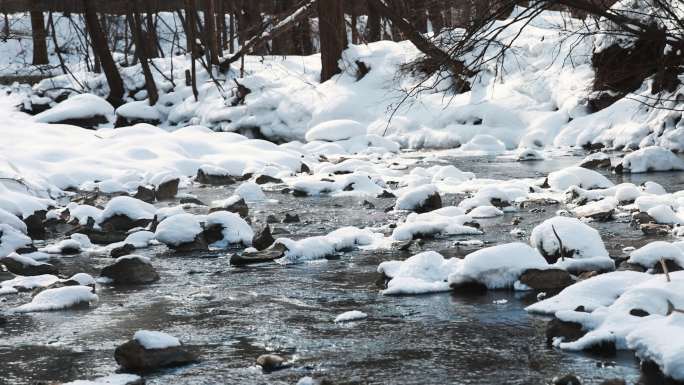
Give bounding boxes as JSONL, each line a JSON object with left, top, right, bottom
{"left": 1, "top": 149, "right": 683, "bottom": 385}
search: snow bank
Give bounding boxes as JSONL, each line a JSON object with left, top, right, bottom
{"left": 618, "top": 147, "right": 684, "bottom": 173}
{"left": 33, "top": 94, "right": 114, "bottom": 125}
{"left": 133, "top": 330, "right": 181, "bottom": 349}
{"left": 628, "top": 241, "right": 684, "bottom": 269}
{"left": 305, "top": 120, "right": 366, "bottom": 142}
{"left": 14, "top": 286, "right": 98, "bottom": 312}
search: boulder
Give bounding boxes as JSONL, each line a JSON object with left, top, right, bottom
{"left": 180, "top": 197, "right": 206, "bottom": 206}
{"left": 69, "top": 226, "right": 128, "bottom": 245}
{"left": 255, "top": 175, "right": 283, "bottom": 185}
{"left": 377, "top": 190, "right": 396, "bottom": 198}
{"left": 23, "top": 210, "right": 47, "bottom": 239}
{"left": 111, "top": 243, "right": 136, "bottom": 258}
{"left": 196, "top": 169, "right": 236, "bottom": 185}
{"left": 134, "top": 186, "right": 156, "bottom": 203}
{"left": 100, "top": 214, "right": 151, "bottom": 233}
{"left": 519, "top": 269, "right": 573, "bottom": 290}
{"left": 283, "top": 213, "right": 300, "bottom": 223}
{"left": 210, "top": 197, "right": 249, "bottom": 218}
{"left": 256, "top": 354, "right": 290, "bottom": 372}
{"left": 230, "top": 247, "right": 285, "bottom": 266}
{"left": 155, "top": 178, "right": 179, "bottom": 201}
{"left": 415, "top": 192, "right": 442, "bottom": 214}
{"left": 0, "top": 254, "right": 58, "bottom": 276}
{"left": 546, "top": 318, "right": 585, "bottom": 345}
{"left": 101, "top": 256, "right": 159, "bottom": 285}
{"left": 114, "top": 339, "right": 196, "bottom": 372}
{"left": 252, "top": 225, "right": 275, "bottom": 251}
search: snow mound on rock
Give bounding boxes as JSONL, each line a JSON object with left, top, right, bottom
{"left": 133, "top": 330, "right": 181, "bottom": 349}
{"left": 379, "top": 251, "right": 460, "bottom": 295}
{"left": 547, "top": 166, "right": 614, "bottom": 191}
{"left": 619, "top": 146, "right": 684, "bottom": 173}
{"left": 334, "top": 310, "right": 368, "bottom": 323}
{"left": 305, "top": 120, "right": 366, "bottom": 142}
{"left": 628, "top": 241, "right": 684, "bottom": 269}
{"left": 530, "top": 216, "right": 608, "bottom": 261}
{"left": 15, "top": 286, "right": 98, "bottom": 312}
{"left": 34, "top": 94, "right": 114, "bottom": 125}
{"left": 154, "top": 213, "right": 203, "bottom": 246}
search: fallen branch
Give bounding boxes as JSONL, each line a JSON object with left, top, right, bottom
{"left": 660, "top": 258, "right": 671, "bottom": 282}
{"left": 551, "top": 225, "right": 565, "bottom": 262}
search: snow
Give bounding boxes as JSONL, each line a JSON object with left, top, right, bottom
{"left": 100, "top": 196, "right": 156, "bottom": 223}
{"left": 14, "top": 286, "right": 98, "bottom": 312}
{"left": 62, "top": 374, "right": 143, "bottom": 385}
{"left": 0, "top": 208, "right": 28, "bottom": 233}
{"left": 0, "top": 224, "right": 33, "bottom": 257}
{"left": 626, "top": 314, "right": 684, "bottom": 381}
{"left": 448, "top": 243, "right": 548, "bottom": 290}
{"left": 305, "top": 120, "right": 366, "bottom": 142}
{"left": 618, "top": 147, "right": 684, "bottom": 173}
{"left": 276, "top": 226, "right": 378, "bottom": 263}
{"left": 115, "top": 254, "right": 152, "bottom": 265}
{"left": 628, "top": 241, "right": 684, "bottom": 269}
{"left": 116, "top": 101, "right": 162, "bottom": 121}
{"left": 2, "top": 252, "right": 49, "bottom": 267}
{"left": 334, "top": 310, "right": 368, "bottom": 323}
{"left": 394, "top": 184, "right": 438, "bottom": 211}
{"left": 33, "top": 94, "right": 114, "bottom": 125}
{"left": 40, "top": 238, "right": 82, "bottom": 254}
{"left": 68, "top": 273, "right": 96, "bottom": 286}
{"left": 154, "top": 213, "right": 203, "bottom": 246}
{"left": 530, "top": 216, "right": 609, "bottom": 260}
{"left": 546, "top": 167, "right": 614, "bottom": 191}
{"left": 0, "top": 274, "right": 59, "bottom": 295}
{"left": 460, "top": 134, "right": 506, "bottom": 154}
{"left": 379, "top": 251, "right": 460, "bottom": 295}
{"left": 133, "top": 330, "right": 181, "bottom": 349}
{"left": 646, "top": 205, "right": 683, "bottom": 225}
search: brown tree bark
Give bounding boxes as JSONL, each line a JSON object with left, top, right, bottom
{"left": 366, "top": 0, "right": 381, "bottom": 42}
{"left": 83, "top": 0, "right": 125, "bottom": 106}
{"left": 30, "top": 10, "right": 48, "bottom": 65}
{"left": 204, "top": 0, "right": 220, "bottom": 64}
{"left": 272, "top": 0, "right": 295, "bottom": 54}
{"left": 127, "top": 2, "right": 159, "bottom": 105}
{"left": 184, "top": 0, "right": 199, "bottom": 101}
{"left": 318, "top": 0, "right": 347, "bottom": 82}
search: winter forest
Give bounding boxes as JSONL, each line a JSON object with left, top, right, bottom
{"left": 0, "top": 0, "right": 684, "bottom": 384}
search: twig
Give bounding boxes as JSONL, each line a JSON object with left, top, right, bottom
{"left": 551, "top": 225, "right": 565, "bottom": 262}
{"left": 660, "top": 258, "right": 671, "bottom": 282}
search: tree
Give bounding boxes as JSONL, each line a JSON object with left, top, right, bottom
{"left": 318, "top": 0, "right": 347, "bottom": 82}
{"left": 30, "top": 10, "right": 48, "bottom": 65}
{"left": 82, "top": 0, "right": 124, "bottom": 106}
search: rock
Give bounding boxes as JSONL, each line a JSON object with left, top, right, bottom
{"left": 652, "top": 258, "right": 683, "bottom": 273}
{"left": 598, "top": 380, "right": 626, "bottom": 385}
{"left": 23, "top": 210, "right": 47, "bottom": 239}
{"left": 617, "top": 261, "right": 646, "bottom": 272}
{"left": 546, "top": 318, "right": 585, "bottom": 345}
{"left": 180, "top": 197, "right": 206, "bottom": 206}
{"left": 519, "top": 269, "right": 573, "bottom": 290}
{"left": 252, "top": 225, "right": 275, "bottom": 251}
{"left": 255, "top": 175, "right": 284, "bottom": 185}
{"left": 377, "top": 190, "right": 395, "bottom": 198}
{"left": 101, "top": 256, "right": 159, "bottom": 285}
{"left": 230, "top": 247, "right": 286, "bottom": 266}
{"left": 552, "top": 374, "right": 582, "bottom": 385}
{"left": 640, "top": 223, "right": 671, "bottom": 236}
{"left": 362, "top": 200, "right": 375, "bottom": 209}
{"left": 134, "top": 185, "right": 155, "bottom": 203}
{"left": 283, "top": 213, "right": 300, "bottom": 223}
{"left": 155, "top": 178, "right": 179, "bottom": 201}
{"left": 111, "top": 243, "right": 136, "bottom": 258}
{"left": 266, "top": 215, "right": 278, "bottom": 223}
{"left": 629, "top": 308, "right": 649, "bottom": 317}
{"left": 300, "top": 163, "right": 311, "bottom": 174}
{"left": 0, "top": 255, "right": 58, "bottom": 276}
{"left": 0, "top": 315, "right": 6, "bottom": 326}
{"left": 171, "top": 235, "right": 209, "bottom": 252}
{"left": 577, "top": 270, "right": 599, "bottom": 280}
{"left": 449, "top": 280, "right": 488, "bottom": 294}
{"left": 114, "top": 339, "right": 196, "bottom": 372}
{"left": 210, "top": 197, "right": 249, "bottom": 218}
{"left": 256, "top": 354, "right": 290, "bottom": 372}
{"left": 69, "top": 226, "right": 128, "bottom": 245}
{"left": 414, "top": 192, "right": 442, "bottom": 214}
{"left": 580, "top": 157, "right": 611, "bottom": 170}
{"left": 292, "top": 189, "right": 309, "bottom": 197}
{"left": 196, "top": 169, "right": 236, "bottom": 185}
{"left": 100, "top": 214, "right": 151, "bottom": 233}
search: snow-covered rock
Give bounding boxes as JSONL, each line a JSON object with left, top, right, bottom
{"left": 305, "top": 120, "right": 366, "bottom": 142}
{"left": 616, "top": 146, "right": 684, "bottom": 173}
{"left": 530, "top": 216, "right": 608, "bottom": 263}
{"left": 546, "top": 166, "right": 614, "bottom": 191}
{"left": 628, "top": 241, "right": 684, "bottom": 270}
{"left": 394, "top": 184, "right": 441, "bottom": 213}
{"left": 334, "top": 310, "right": 368, "bottom": 323}
{"left": 379, "top": 251, "right": 460, "bottom": 295}
{"left": 14, "top": 286, "right": 98, "bottom": 312}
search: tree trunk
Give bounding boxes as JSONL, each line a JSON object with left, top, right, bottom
{"left": 367, "top": 0, "right": 381, "bottom": 42}
{"left": 127, "top": 2, "right": 159, "bottom": 105}
{"left": 204, "top": 0, "right": 220, "bottom": 65}
{"left": 318, "top": 0, "right": 347, "bottom": 82}
{"left": 272, "top": 0, "right": 295, "bottom": 55}
{"left": 184, "top": 0, "right": 199, "bottom": 101}
{"left": 83, "top": 0, "right": 124, "bottom": 106}
{"left": 30, "top": 10, "right": 48, "bottom": 65}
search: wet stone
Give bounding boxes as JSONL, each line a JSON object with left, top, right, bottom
{"left": 640, "top": 223, "right": 671, "bottom": 236}
{"left": 283, "top": 213, "right": 300, "bottom": 223}
{"left": 519, "top": 269, "right": 573, "bottom": 290}
{"left": 114, "top": 339, "right": 197, "bottom": 372}
{"left": 180, "top": 197, "right": 206, "bottom": 206}
{"left": 377, "top": 190, "right": 396, "bottom": 198}
{"left": 100, "top": 214, "right": 151, "bottom": 233}
{"left": 546, "top": 318, "right": 585, "bottom": 345}
{"left": 101, "top": 257, "right": 159, "bottom": 285}
{"left": 210, "top": 197, "right": 249, "bottom": 218}
{"left": 256, "top": 354, "right": 290, "bottom": 372}
{"left": 252, "top": 224, "right": 275, "bottom": 251}
{"left": 0, "top": 256, "right": 58, "bottom": 276}
{"left": 155, "top": 178, "right": 179, "bottom": 201}
{"left": 255, "top": 175, "right": 284, "bottom": 185}
{"left": 230, "top": 247, "right": 285, "bottom": 266}
{"left": 110, "top": 243, "right": 136, "bottom": 259}
{"left": 413, "top": 192, "right": 442, "bottom": 214}
{"left": 552, "top": 373, "right": 582, "bottom": 385}
{"left": 134, "top": 185, "right": 155, "bottom": 203}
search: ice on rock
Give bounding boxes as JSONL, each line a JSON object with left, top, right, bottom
{"left": 628, "top": 241, "right": 684, "bottom": 269}
{"left": 154, "top": 214, "right": 203, "bottom": 247}
{"left": 448, "top": 243, "right": 549, "bottom": 290}
{"left": 530, "top": 216, "right": 608, "bottom": 262}
{"left": 305, "top": 119, "right": 366, "bottom": 142}
{"left": 618, "top": 146, "right": 684, "bottom": 173}
{"left": 334, "top": 310, "right": 368, "bottom": 323}
{"left": 468, "top": 205, "right": 504, "bottom": 218}
{"left": 460, "top": 134, "right": 506, "bottom": 154}
{"left": 14, "top": 286, "right": 98, "bottom": 312}
{"left": 235, "top": 181, "right": 266, "bottom": 202}
{"left": 100, "top": 196, "right": 156, "bottom": 223}
{"left": 546, "top": 166, "right": 614, "bottom": 191}
{"left": 379, "top": 251, "right": 460, "bottom": 295}
{"left": 394, "top": 184, "right": 439, "bottom": 211}
{"left": 205, "top": 211, "right": 254, "bottom": 247}
{"left": 133, "top": 330, "right": 182, "bottom": 349}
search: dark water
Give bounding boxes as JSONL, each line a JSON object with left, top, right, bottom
{"left": 1, "top": 150, "right": 683, "bottom": 385}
